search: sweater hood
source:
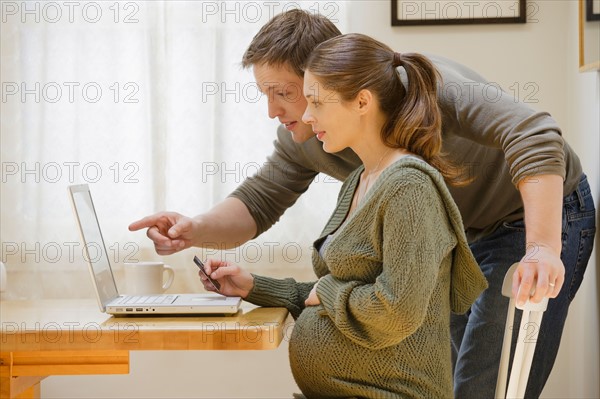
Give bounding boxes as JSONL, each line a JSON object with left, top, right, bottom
{"left": 400, "top": 159, "right": 488, "bottom": 314}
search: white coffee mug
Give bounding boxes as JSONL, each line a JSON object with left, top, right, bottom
{"left": 123, "top": 261, "right": 174, "bottom": 295}
{"left": 0, "top": 261, "right": 6, "bottom": 292}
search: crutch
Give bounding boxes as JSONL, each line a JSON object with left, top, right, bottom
{"left": 495, "top": 263, "right": 549, "bottom": 399}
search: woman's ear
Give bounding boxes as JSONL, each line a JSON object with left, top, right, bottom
{"left": 355, "top": 89, "right": 373, "bottom": 115}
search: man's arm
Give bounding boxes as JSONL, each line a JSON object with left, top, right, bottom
{"left": 192, "top": 197, "right": 257, "bottom": 248}
{"left": 131, "top": 126, "right": 355, "bottom": 255}
{"left": 513, "top": 174, "right": 565, "bottom": 305}
{"left": 129, "top": 197, "right": 257, "bottom": 255}
{"left": 129, "top": 126, "right": 320, "bottom": 254}
{"left": 430, "top": 58, "right": 569, "bottom": 304}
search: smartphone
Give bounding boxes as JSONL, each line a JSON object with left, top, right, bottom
{"left": 193, "top": 256, "right": 221, "bottom": 292}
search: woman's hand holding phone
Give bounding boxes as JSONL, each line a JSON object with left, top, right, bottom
{"left": 195, "top": 257, "right": 254, "bottom": 298}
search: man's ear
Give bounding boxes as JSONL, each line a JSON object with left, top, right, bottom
{"left": 355, "top": 89, "right": 373, "bottom": 115}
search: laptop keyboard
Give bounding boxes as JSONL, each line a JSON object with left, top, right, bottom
{"left": 116, "top": 295, "right": 177, "bottom": 305}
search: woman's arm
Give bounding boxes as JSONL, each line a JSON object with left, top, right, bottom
{"left": 202, "top": 259, "right": 315, "bottom": 319}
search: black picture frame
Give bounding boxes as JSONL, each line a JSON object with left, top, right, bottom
{"left": 587, "top": 0, "right": 600, "bottom": 21}
{"left": 392, "top": 0, "right": 527, "bottom": 26}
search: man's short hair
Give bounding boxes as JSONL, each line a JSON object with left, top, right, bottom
{"left": 242, "top": 9, "right": 341, "bottom": 77}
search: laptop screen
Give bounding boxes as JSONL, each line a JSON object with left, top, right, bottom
{"left": 69, "top": 184, "right": 119, "bottom": 307}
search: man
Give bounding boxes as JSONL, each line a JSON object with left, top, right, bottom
{"left": 129, "top": 10, "right": 596, "bottom": 398}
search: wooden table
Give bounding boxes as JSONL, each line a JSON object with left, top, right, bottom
{"left": 0, "top": 299, "right": 289, "bottom": 399}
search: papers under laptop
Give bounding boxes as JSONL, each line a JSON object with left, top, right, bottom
{"left": 68, "top": 184, "right": 241, "bottom": 315}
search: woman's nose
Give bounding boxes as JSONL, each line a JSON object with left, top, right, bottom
{"left": 301, "top": 108, "right": 313, "bottom": 125}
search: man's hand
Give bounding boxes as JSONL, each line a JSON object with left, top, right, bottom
{"left": 512, "top": 244, "right": 564, "bottom": 307}
{"left": 129, "top": 212, "right": 197, "bottom": 255}
{"left": 129, "top": 198, "right": 258, "bottom": 254}
{"left": 200, "top": 259, "right": 254, "bottom": 298}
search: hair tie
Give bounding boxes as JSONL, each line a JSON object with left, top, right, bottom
{"left": 392, "top": 52, "right": 403, "bottom": 67}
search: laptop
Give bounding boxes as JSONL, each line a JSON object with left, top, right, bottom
{"left": 68, "top": 184, "right": 242, "bottom": 315}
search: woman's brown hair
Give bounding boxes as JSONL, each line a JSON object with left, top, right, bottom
{"left": 306, "top": 33, "right": 466, "bottom": 185}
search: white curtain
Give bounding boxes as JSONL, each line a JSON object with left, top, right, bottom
{"left": 1, "top": 1, "right": 347, "bottom": 298}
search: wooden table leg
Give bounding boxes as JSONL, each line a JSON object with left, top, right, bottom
{"left": 1, "top": 351, "right": 129, "bottom": 399}
{"left": 15, "top": 382, "right": 40, "bottom": 399}
{"left": 1, "top": 352, "right": 44, "bottom": 399}
{"left": 0, "top": 373, "right": 44, "bottom": 399}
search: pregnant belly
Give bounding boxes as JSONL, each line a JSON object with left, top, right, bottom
{"left": 288, "top": 306, "right": 374, "bottom": 397}
{"left": 288, "top": 307, "right": 452, "bottom": 398}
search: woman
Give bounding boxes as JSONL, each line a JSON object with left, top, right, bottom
{"left": 199, "top": 33, "right": 488, "bottom": 398}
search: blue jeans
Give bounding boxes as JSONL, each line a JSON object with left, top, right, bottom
{"left": 452, "top": 175, "right": 596, "bottom": 398}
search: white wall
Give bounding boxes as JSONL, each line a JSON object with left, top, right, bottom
{"left": 42, "top": 1, "right": 600, "bottom": 397}
{"left": 546, "top": 1, "right": 600, "bottom": 397}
